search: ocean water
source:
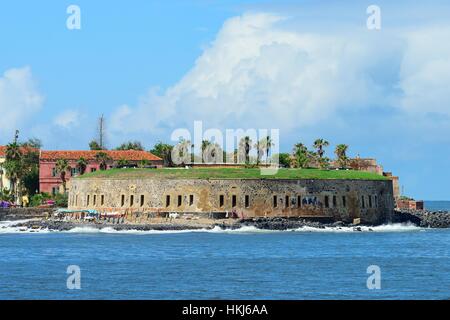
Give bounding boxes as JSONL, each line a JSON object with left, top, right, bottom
{"left": 425, "top": 200, "right": 450, "bottom": 211}
{"left": 0, "top": 221, "right": 449, "bottom": 300}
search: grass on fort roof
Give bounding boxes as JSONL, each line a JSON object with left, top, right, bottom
{"left": 77, "top": 167, "right": 389, "bottom": 180}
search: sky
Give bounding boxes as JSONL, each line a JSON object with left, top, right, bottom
{"left": 0, "top": 0, "right": 450, "bottom": 200}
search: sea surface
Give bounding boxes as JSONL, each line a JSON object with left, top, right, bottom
{"left": 0, "top": 201, "right": 449, "bottom": 300}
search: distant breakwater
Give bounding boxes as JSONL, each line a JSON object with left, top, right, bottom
{"left": 392, "top": 209, "right": 450, "bottom": 228}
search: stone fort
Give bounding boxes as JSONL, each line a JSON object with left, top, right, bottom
{"left": 69, "top": 172, "right": 394, "bottom": 224}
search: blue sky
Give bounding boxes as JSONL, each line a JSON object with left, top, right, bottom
{"left": 1, "top": 0, "right": 450, "bottom": 200}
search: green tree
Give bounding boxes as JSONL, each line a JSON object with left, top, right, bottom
{"left": 313, "top": 139, "right": 329, "bottom": 159}
{"left": 117, "top": 158, "right": 129, "bottom": 168}
{"left": 95, "top": 152, "right": 112, "bottom": 170}
{"left": 335, "top": 144, "right": 349, "bottom": 168}
{"left": 293, "top": 143, "right": 309, "bottom": 168}
{"left": 3, "top": 141, "right": 23, "bottom": 201}
{"left": 115, "top": 141, "right": 144, "bottom": 151}
{"left": 55, "top": 159, "right": 71, "bottom": 193}
{"left": 89, "top": 140, "right": 103, "bottom": 150}
{"left": 150, "top": 142, "right": 174, "bottom": 167}
{"left": 277, "top": 153, "right": 291, "bottom": 168}
{"left": 138, "top": 159, "right": 149, "bottom": 168}
{"left": 76, "top": 157, "right": 88, "bottom": 175}
{"left": 239, "top": 136, "right": 252, "bottom": 164}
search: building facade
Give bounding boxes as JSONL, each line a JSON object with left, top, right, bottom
{"left": 39, "top": 150, "right": 163, "bottom": 194}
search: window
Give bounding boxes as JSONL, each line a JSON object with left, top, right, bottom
{"left": 361, "top": 195, "right": 365, "bottom": 208}
{"left": 369, "top": 195, "right": 373, "bottom": 208}
{"left": 189, "top": 195, "right": 194, "bottom": 206}
{"left": 324, "top": 196, "right": 329, "bottom": 208}
{"left": 121, "top": 195, "right": 125, "bottom": 207}
{"left": 232, "top": 195, "right": 237, "bottom": 207}
{"left": 93, "top": 195, "right": 97, "bottom": 206}
{"left": 101, "top": 195, "right": 105, "bottom": 206}
{"left": 52, "top": 168, "right": 57, "bottom": 177}
{"left": 166, "top": 195, "right": 170, "bottom": 207}
{"left": 245, "top": 195, "right": 250, "bottom": 208}
{"left": 52, "top": 186, "right": 58, "bottom": 195}
{"left": 374, "top": 195, "right": 378, "bottom": 207}
{"left": 75, "top": 195, "right": 78, "bottom": 206}
{"left": 140, "top": 195, "right": 145, "bottom": 207}
{"left": 219, "top": 195, "right": 224, "bottom": 207}
{"left": 285, "top": 195, "right": 289, "bottom": 208}
{"left": 87, "top": 195, "right": 90, "bottom": 206}
{"left": 297, "top": 196, "right": 301, "bottom": 208}
{"left": 273, "top": 195, "right": 277, "bottom": 208}
{"left": 90, "top": 167, "right": 97, "bottom": 173}
{"left": 333, "top": 196, "right": 337, "bottom": 208}
{"left": 178, "top": 195, "right": 182, "bottom": 207}
{"left": 342, "top": 196, "right": 346, "bottom": 208}
{"left": 71, "top": 168, "right": 78, "bottom": 176}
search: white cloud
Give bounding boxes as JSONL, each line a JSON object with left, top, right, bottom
{"left": 0, "top": 66, "right": 44, "bottom": 137}
{"left": 109, "top": 13, "right": 450, "bottom": 140}
{"left": 53, "top": 109, "right": 81, "bottom": 129}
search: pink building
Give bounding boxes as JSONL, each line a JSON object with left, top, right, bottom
{"left": 39, "top": 150, "right": 163, "bottom": 194}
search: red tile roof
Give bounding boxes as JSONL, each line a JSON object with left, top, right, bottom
{"left": 40, "top": 150, "right": 162, "bottom": 161}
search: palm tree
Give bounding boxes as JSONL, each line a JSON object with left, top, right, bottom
{"left": 313, "top": 139, "right": 329, "bottom": 159}
{"left": 55, "top": 159, "right": 71, "bottom": 193}
{"left": 293, "top": 143, "right": 309, "bottom": 168}
{"left": 95, "top": 152, "right": 112, "bottom": 170}
{"left": 4, "top": 142, "right": 24, "bottom": 202}
{"left": 264, "top": 136, "right": 274, "bottom": 164}
{"left": 335, "top": 144, "right": 349, "bottom": 168}
{"left": 239, "top": 136, "right": 252, "bottom": 164}
{"left": 76, "top": 157, "right": 88, "bottom": 175}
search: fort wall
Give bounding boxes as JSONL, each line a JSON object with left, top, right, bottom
{"left": 69, "top": 178, "right": 394, "bottom": 224}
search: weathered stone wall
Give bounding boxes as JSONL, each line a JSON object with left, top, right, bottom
{"left": 69, "top": 178, "right": 394, "bottom": 224}
{"left": 0, "top": 208, "right": 51, "bottom": 221}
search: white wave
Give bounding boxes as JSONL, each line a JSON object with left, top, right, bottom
{"left": 0, "top": 221, "right": 423, "bottom": 235}
{"left": 292, "top": 222, "right": 422, "bottom": 233}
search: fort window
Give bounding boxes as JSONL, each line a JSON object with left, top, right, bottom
{"left": 285, "top": 195, "right": 289, "bottom": 208}
{"left": 93, "top": 195, "right": 97, "bottom": 206}
{"left": 273, "top": 195, "right": 277, "bottom": 208}
{"left": 245, "top": 195, "right": 250, "bottom": 208}
{"left": 232, "top": 195, "right": 237, "bottom": 207}
{"left": 86, "top": 195, "right": 90, "bottom": 206}
{"left": 140, "top": 195, "right": 145, "bottom": 207}
{"left": 324, "top": 196, "right": 329, "bottom": 208}
{"left": 166, "top": 195, "right": 170, "bottom": 207}
{"left": 178, "top": 195, "right": 182, "bottom": 207}
{"left": 333, "top": 196, "right": 337, "bottom": 208}
{"left": 75, "top": 195, "right": 78, "bottom": 206}
{"left": 130, "top": 195, "right": 134, "bottom": 206}
{"left": 342, "top": 196, "right": 346, "bottom": 208}
{"left": 51, "top": 168, "right": 57, "bottom": 177}
{"left": 91, "top": 168, "right": 96, "bottom": 173}
{"left": 374, "top": 195, "right": 378, "bottom": 207}
{"left": 121, "top": 195, "right": 125, "bottom": 207}
{"left": 101, "top": 195, "right": 105, "bottom": 206}
{"left": 369, "top": 195, "right": 373, "bottom": 208}
{"left": 361, "top": 195, "right": 365, "bottom": 208}
{"left": 189, "top": 195, "right": 194, "bottom": 206}
{"left": 219, "top": 195, "right": 224, "bottom": 207}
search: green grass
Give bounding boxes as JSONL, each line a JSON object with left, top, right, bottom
{"left": 77, "top": 167, "right": 389, "bottom": 180}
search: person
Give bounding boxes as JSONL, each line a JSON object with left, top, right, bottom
{"left": 22, "top": 195, "right": 29, "bottom": 207}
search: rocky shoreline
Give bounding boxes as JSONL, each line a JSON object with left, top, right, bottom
{"left": 4, "top": 208, "right": 450, "bottom": 232}
{"left": 392, "top": 209, "right": 450, "bottom": 228}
